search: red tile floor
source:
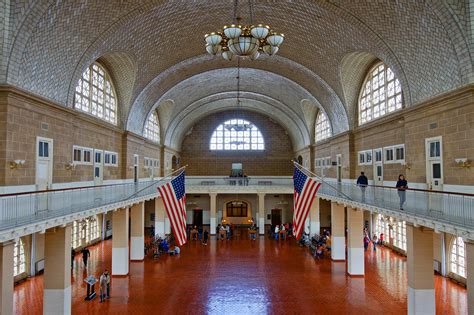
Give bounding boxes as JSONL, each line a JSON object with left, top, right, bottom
{"left": 14, "top": 233, "right": 467, "bottom": 314}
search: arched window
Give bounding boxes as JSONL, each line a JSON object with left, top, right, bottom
{"left": 359, "top": 62, "right": 402, "bottom": 125}
{"left": 451, "top": 237, "right": 466, "bottom": 277}
{"left": 74, "top": 63, "right": 117, "bottom": 124}
{"left": 144, "top": 111, "right": 160, "bottom": 143}
{"left": 210, "top": 119, "right": 264, "bottom": 151}
{"left": 394, "top": 221, "right": 406, "bottom": 251}
{"left": 315, "top": 111, "right": 331, "bottom": 142}
{"left": 14, "top": 239, "right": 26, "bottom": 276}
{"left": 87, "top": 216, "right": 100, "bottom": 243}
{"left": 71, "top": 221, "right": 80, "bottom": 249}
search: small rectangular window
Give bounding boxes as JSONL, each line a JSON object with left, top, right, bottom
{"left": 104, "top": 153, "right": 111, "bottom": 164}
{"left": 111, "top": 154, "right": 117, "bottom": 165}
{"left": 366, "top": 151, "right": 372, "bottom": 163}
{"left": 395, "top": 147, "right": 404, "bottom": 161}
{"left": 359, "top": 153, "right": 365, "bottom": 164}
{"left": 73, "top": 148, "right": 82, "bottom": 162}
{"left": 375, "top": 150, "right": 382, "bottom": 162}
{"left": 385, "top": 148, "right": 394, "bottom": 162}
{"left": 83, "top": 150, "right": 92, "bottom": 163}
{"left": 95, "top": 152, "right": 101, "bottom": 163}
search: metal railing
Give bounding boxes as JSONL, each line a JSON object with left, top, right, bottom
{"left": 0, "top": 179, "right": 165, "bottom": 231}
{"left": 0, "top": 175, "right": 473, "bottom": 233}
{"left": 317, "top": 181, "right": 474, "bottom": 229}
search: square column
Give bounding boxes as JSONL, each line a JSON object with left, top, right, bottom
{"left": 210, "top": 193, "right": 217, "bottom": 235}
{"left": 44, "top": 226, "right": 72, "bottom": 315}
{"left": 130, "top": 202, "right": 145, "bottom": 261}
{"left": 112, "top": 208, "right": 129, "bottom": 276}
{"left": 154, "top": 198, "right": 165, "bottom": 237}
{"left": 309, "top": 198, "right": 320, "bottom": 237}
{"left": 0, "top": 241, "right": 14, "bottom": 315}
{"left": 258, "top": 193, "right": 265, "bottom": 235}
{"left": 347, "top": 207, "right": 364, "bottom": 276}
{"left": 407, "top": 224, "right": 435, "bottom": 315}
{"left": 331, "top": 202, "right": 345, "bottom": 261}
{"left": 466, "top": 240, "right": 474, "bottom": 315}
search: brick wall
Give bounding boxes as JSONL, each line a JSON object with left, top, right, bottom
{"left": 313, "top": 86, "right": 474, "bottom": 186}
{"left": 0, "top": 87, "right": 161, "bottom": 186}
{"left": 180, "top": 110, "right": 294, "bottom": 176}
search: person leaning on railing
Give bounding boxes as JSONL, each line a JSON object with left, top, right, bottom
{"left": 396, "top": 174, "right": 408, "bottom": 210}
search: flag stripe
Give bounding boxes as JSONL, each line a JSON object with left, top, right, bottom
{"left": 292, "top": 166, "right": 321, "bottom": 240}
{"left": 157, "top": 170, "right": 187, "bottom": 246}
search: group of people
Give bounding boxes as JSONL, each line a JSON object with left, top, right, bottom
{"left": 270, "top": 223, "right": 293, "bottom": 240}
{"left": 312, "top": 230, "right": 332, "bottom": 259}
{"left": 357, "top": 172, "right": 409, "bottom": 210}
{"left": 217, "top": 223, "right": 233, "bottom": 240}
{"left": 189, "top": 225, "right": 210, "bottom": 245}
{"left": 363, "top": 229, "right": 385, "bottom": 251}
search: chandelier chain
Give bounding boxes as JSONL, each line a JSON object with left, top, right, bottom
{"left": 248, "top": 0, "right": 254, "bottom": 24}
{"left": 233, "top": 0, "right": 239, "bottom": 23}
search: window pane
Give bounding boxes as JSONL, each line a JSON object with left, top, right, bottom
{"left": 315, "top": 111, "right": 332, "bottom": 142}
{"left": 210, "top": 119, "right": 264, "bottom": 151}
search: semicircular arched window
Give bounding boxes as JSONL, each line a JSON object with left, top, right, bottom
{"left": 74, "top": 62, "right": 118, "bottom": 124}
{"left": 315, "top": 110, "right": 331, "bottom": 142}
{"left": 359, "top": 62, "right": 403, "bottom": 125}
{"left": 450, "top": 236, "right": 466, "bottom": 277}
{"left": 210, "top": 119, "right": 264, "bottom": 151}
{"left": 144, "top": 111, "right": 160, "bottom": 143}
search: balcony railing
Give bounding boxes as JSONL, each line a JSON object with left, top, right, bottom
{"left": 0, "top": 176, "right": 472, "bottom": 236}
{"left": 317, "top": 180, "right": 474, "bottom": 230}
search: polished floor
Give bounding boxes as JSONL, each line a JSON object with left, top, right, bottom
{"left": 14, "top": 233, "right": 467, "bottom": 314}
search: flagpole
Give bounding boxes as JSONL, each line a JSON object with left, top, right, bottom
{"left": 122, "top": 165, "right": 188, "bottom": 201}
{"left": 291, "top": 160, "right": 354, "bottom": 201}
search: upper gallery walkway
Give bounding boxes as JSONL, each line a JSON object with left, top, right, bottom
{"left": 0, "top": 176, "right": 472, "bottom": 241}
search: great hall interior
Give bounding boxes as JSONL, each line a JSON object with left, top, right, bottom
{"left": 0, "top": 1, "right": 473, "bottom": 314}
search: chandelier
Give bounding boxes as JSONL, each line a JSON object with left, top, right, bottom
{"left": 204, "top": 0, "right": 284, "bottom": 61}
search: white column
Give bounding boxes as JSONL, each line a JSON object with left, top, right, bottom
{"left": 407, "top": 224, "right": 435, "bottom": 315}
{"left": 347, "top": 207, "right": 364, "bottom": 276}
{"left": 466, "top": 240, "right": 474, "bottom": 315}
{"left": 165, "top": 214, "right": 171, "bottom": 234}
{"left": 112, "top": 208, "right": 129, "bottom": 276}
{"left": 130, "top": 202, "right": 144, "bottom": 261}
{"left": 155, "top": 198, "right": 165, "bottom": 237}
{"left": 210, "top": 193, "right": 217, "bottom": 235}
{"left": 0, "top": 241, "right": 14, "bottom": 315}
{"left": 44, "top": 226, "right": 72, "bottom": 315}
{"left": 309, "top": 198, "right": 320, "bottom": 237}
{"left": 258, "top": 193, "right": 265, "bottom": 235}
{"left": 331, "top": 202, "right": 345, "bottom": 261}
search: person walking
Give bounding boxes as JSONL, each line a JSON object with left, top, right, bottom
{"left": 99, "top": 271, "right": 107, "bottom": 302}
{"left": 396, "top": 174, "right": 408, "bottom": 210}
{"left": 372, "top": 234, "right": 378, "bottom": 251}
{"left": 81, "top": 247, "right": 90, "bottom": 267}
{"left": 356, "top": 172, "right": 368, "bottom": 202}
{"left": 202, "top": 229, "right": 209, "bottom": 245}
{"left": 379, "top": 233, "right": 384, "bottom": 246}
{"left": 274, "top": 225, "right": 280, "bottom": 240}
{"left": 103, "top": 269, "right": 110, "bottom": 299}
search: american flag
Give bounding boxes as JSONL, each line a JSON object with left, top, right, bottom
{"left": 157, "top": 170, "right": 187, "bottom": 246}
{"left": 293, "top": 165, "right": 321, "bottom": 240}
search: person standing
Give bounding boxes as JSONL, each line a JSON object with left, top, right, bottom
{"left": 104, "top": 269, "right": 110, "bottom": 299}
{"left": 364, "top": 234, "right": 370, "bottom": 251}
{"left": 379, "top": 233, "right": 384, "bottom": 246}
{"left": 274, "top": 225, "right": 280, "bottom": 240}
{"left": 372, "top": 234, "right": 378, "bottom": 251}
{"left": 396, "top": 174, "right": 408, "bottom": 210}
{"left": 71, "top": 248, "right": 75, "bottom": 269}
{"left": 357, "top": 172, "right": 368, "bottom": 202}
{"left": 99, "top": 271, "right": 107, "bottom": 302}
{"left": 81, "top": 247, "right": 90, "bottom": 267}
{"left": 202, "top": 229, "right": 209, "bottom": 245}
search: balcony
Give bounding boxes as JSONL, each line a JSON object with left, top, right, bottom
{"left": 0, "top": 176, "right": 472, "bottom": 241}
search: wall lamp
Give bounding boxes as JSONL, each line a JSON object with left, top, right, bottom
{"left": 9, "top": 160, "right": 26, "bottom": 169}
{"left": 455, "top": 158, "right": 471, "bottom": 168}
{"left": 65, "top": 162, "right": 76, "bottom": 171}
{"left": 401, "top": 161, "right": 411, "bottom": 170}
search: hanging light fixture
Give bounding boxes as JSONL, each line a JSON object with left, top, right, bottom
{"left": 204, "top": 0, "right": 284, "bottom": 60}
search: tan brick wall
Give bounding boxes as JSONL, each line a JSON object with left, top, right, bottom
{"left": 314, "top": 86, "right": 474, "bottom": 186}
{"left": 180, "top": 110, "right": 294, "bottom": 176}
{"left": 0, "top": 88, "right": 161, "bottom": 186}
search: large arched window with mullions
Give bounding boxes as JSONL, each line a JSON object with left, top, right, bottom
{"left": 315, "top": 110, "right": 331, "bottom": 142}
{"left": 210, "top": 119, "right": 264, "bottom": 150}
{"left": 359, "top": 62, "right": 403, "bottom": 125}
{"left": 450, "top": 237, "right": 466, "bottom": 277}
{"left": 74, "top": 63, "right": 118, "bottom": 124}
{"left": 144, "top": 111, "right": 160, "bottom": 143}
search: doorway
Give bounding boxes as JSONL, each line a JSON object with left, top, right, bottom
{"left": 193, "top": 209, "right": 203, "bottom": 227}
{"left": 373, "top": 148, "right": 383, "bottom": 186}
{"left": 94, "top": 150, "right": 104, "bottom": 185}
{"left": 36, "top": 137, "right": 53, "bottom": 190}
{"left": 271, "top": 209, "right": 282, "bottom": 226}
{"left": 425, "top": 137, "right": 443, "bottom": 190}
